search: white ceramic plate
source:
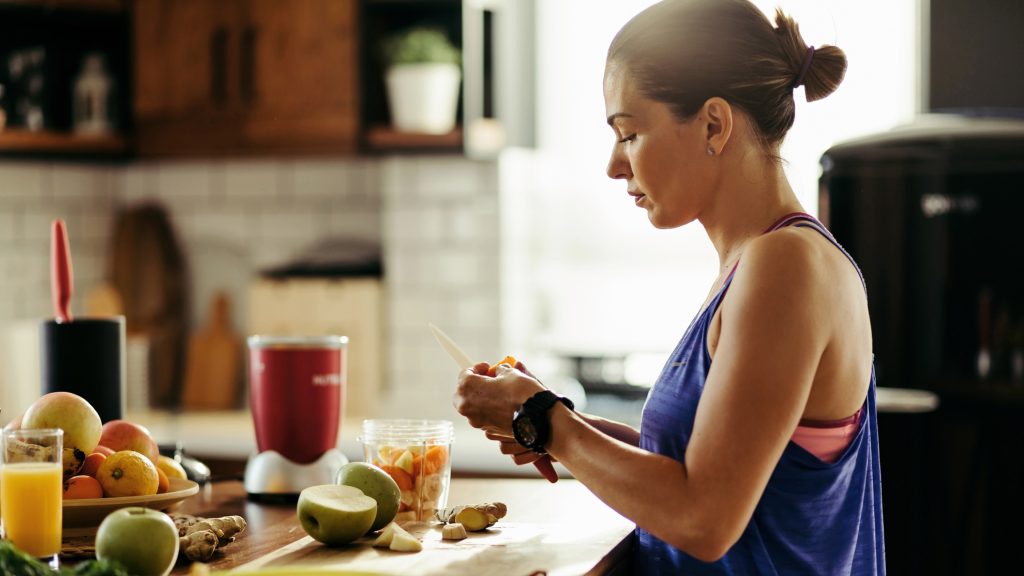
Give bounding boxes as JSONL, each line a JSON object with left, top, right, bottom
{"left": 62, "top": 477, "right": 199, "bottom": 529}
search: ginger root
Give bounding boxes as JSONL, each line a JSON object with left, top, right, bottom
{"left": 173, "top": 514, "right": 247, "bottom": 562}
{"left": 442, "top": 522, "right": 468, "bottom": 540}
{"left": 181, "top": 530, "right": 219, "bottom": 562}
{"left": 436, "top": 502, "right": 507, "bottom": 531}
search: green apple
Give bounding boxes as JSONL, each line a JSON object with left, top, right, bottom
{"left": 96, "top": 507, "right": 180, "bottom": 576}
{"left": 335, "top": 462, "right": 401, "bottom": 532}
{"left": 297, "top": 484, "right": 377, "bottom": 546}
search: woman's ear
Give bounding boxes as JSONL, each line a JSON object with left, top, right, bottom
{"left": 702, "top": 97, "right": 733, "bottom": 156}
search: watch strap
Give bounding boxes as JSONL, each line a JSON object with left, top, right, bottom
{"left": 514, "top": 390, "right": 574, "bottom": 454}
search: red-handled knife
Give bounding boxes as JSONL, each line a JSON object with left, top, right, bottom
{"left": 51, "top": 219, "right": 74, "bottom": 323}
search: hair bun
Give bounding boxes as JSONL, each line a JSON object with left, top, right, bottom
{"left": 774, "top": 9, "right": 847, "bottom": 102}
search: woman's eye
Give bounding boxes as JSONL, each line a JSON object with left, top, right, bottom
{"left": 618, "top": 133, "right": 636, "bottom": 144}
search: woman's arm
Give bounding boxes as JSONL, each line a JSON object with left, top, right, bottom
{"left": 455, "top": 232, "right": 833, "bottom": 562}
{"left": 577, "top": 412, "right": 641, "bottom": 446}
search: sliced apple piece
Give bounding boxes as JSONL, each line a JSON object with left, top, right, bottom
{"left": 394, "top": 449, "right": 415, "bottom": 475}
{"left": 389, "top": 528, "right": 423, "bottom": 552}
{"left": 372, "top": 522, "right": 398, "bottom": 548}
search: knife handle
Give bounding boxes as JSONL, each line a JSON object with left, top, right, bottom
{"left": 51, "top": 219, "right": 73, "bottom": 323}
{"left": 534, "top": 456, "right": 559, "bottom": 483}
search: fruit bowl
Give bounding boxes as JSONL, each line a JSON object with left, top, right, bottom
{"left": 62, "top": 477, "right": 199, "bottom": 533}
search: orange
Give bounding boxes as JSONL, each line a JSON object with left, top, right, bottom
{"left": 80, "top": 452, "right": 106, "bottom": 477}
{"left": 96, "top": 450, "right": 159, "bottom": 498}
{"left": 423, "top": 445, "right": 448, "bottom": 475}
{"left": 64, "top": 475, "right": 103, "bottom": 499}
{"left": 380, "top": 465, "right": 413, "bottom": 491}
{"left": 155, "top": 467, "right": 170, "bottom": 494}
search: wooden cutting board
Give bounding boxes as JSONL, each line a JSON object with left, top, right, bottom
{"left": 231, "top": 480, "right": 634, "bottom": 576}
{"left": 181, "top": 292, "right": 242, "bottom": 410}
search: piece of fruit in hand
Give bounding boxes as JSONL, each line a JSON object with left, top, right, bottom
{"left": 486, "top": 356, "right": 517, "bottom": 377}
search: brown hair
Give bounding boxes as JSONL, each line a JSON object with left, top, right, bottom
{"left": 607, "top": 0, "right": 847, "bottom": 150}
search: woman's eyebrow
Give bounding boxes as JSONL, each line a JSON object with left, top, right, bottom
{"left": 606, "top": 112, "right": 634, "bottom": 126}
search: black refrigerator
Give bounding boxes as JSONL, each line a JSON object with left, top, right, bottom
{"left": 819, "top": 113, "right": 1024, "bottom": 575}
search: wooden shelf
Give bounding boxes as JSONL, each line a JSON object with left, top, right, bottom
{"left": 0, "top": 0, "right": 127, "bottom": 13}
{"left": 0, "top": 130, "right": 130, "bottom": 156}
{"left": 364, "top": 124, "right": 462, "bottom": 151}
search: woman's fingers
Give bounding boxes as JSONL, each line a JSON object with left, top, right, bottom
{"left": 484, "top": 430, "right": 514, "bottom": 442}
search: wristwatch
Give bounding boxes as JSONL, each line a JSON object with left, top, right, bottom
{"left": 512, "top": 390, "right": 575, "bottom": 455}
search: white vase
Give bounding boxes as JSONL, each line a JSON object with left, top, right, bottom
{"left": 385, "top": 63, "right": 461, "bottom": 134}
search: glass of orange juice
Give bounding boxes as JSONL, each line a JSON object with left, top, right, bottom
{"left": 1, "top": 428, "right": 63, "bottom": 568}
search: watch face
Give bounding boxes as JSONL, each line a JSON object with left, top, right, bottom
{"left": 514, "top": 417, "right": 538, "bottom": 446}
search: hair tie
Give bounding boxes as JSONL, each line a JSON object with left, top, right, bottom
{"left": 794, "top": 46, "right": 815, "bottom": 88}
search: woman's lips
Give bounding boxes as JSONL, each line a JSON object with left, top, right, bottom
{"left": 629, "top": 190, "right": 646, "bottom": 206}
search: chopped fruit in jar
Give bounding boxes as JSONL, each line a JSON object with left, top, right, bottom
{"left": 394, "top": 450, "right": 415, "bottom": 475}
{"left": 381, "top": 465, "right": 414, "bottom": 491}
{"left": 376, "top": 445, "right": 401, "bottom": 466}
{"left": 423, "top": 446, "right": 448, "bottom": 475}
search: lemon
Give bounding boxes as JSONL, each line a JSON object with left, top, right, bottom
{"left": 157, "top": 455, "right": 188, "bottom": 481}
{"left": 97, "top": 450, "right": 160, "bottom": 497}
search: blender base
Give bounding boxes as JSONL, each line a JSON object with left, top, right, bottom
{"left": 243, "top": 448, "right": 349, "bottom": 497}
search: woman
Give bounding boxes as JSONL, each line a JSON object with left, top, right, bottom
{"left": 452, "top": 0, "right": 884, "bottom": 573}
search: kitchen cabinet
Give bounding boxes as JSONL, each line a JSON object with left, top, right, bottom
{"left": 133, "top": 0, "right": 358, "bottom": 157}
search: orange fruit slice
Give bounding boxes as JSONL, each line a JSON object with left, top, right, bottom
{"left": 487, "top": 355, "right": 517, "bottom": 377}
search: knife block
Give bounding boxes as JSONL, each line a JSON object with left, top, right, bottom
{"left": 40, "top": 316, "right": 126, "bottom": 423}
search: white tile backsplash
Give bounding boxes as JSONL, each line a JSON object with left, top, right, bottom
{"left": 50, "top": 164, "right": 112, "bottom": 199}
{"left": 155, "top": 162, "right": 214, "bottom": 199}
{"left": 0, "top": 153, "right": 503, "bottom": 420}
{"left": 0, "top": 210, "right": 16, "bottom": 240}
{"left": 0, "top": 162, "right": 46, "bottom": 198}
{"left": 224, "top": 161, "right": 280, "bottom": 199}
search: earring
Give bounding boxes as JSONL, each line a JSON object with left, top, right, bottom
{"left": 706, "top": 146, "right": 715, "bottom": 156}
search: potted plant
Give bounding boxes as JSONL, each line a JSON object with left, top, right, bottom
{"left": 381, "top": 27, "right": 461, "bottom": 134}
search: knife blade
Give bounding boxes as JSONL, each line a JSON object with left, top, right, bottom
{"left": 427, "top": 322, "right": 561, "bottom": 483}
{"left": 428, "top": 323, "right": 473, "bottom": 370}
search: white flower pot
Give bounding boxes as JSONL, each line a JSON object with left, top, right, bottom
{"left": 385, "top": 63, "right": 461, "bottom": 134}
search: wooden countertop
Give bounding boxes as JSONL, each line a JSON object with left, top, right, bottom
{"left": 165, "top": 478, "right": 634, "bottom": 575}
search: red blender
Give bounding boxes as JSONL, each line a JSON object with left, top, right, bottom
{"left": 243, "top": 335, "right": 349, "bottom": 497}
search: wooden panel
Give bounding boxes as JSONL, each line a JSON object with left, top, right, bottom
{"left": 241, "top": 0, "right": 358, "bottom": 150}
{"left": 133, "top": 0, "right": 242, "bottom": 119}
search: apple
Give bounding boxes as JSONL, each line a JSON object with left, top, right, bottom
{"left": 98, "top": 420, "right": 159, "bottom": 464}
{"left": 297, "top": 484, "right": 377, "bottom": 546}
{"left": 22, "top": 392, "right": 101, "bottom": 454}
{"left": 96, "top": 507, "right": 180, "bottom": 576}
{"left": 335, "top": 462, "right": 401, "bottom": 532}
{"left": 2, "top": 412, "right": 22, "bottom": 432}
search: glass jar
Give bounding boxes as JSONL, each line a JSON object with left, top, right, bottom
{"left": 360, "top": 419, "right": 453, "bottom": 521}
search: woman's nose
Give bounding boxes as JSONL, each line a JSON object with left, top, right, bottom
{"left": 606, "top": 148, "right": 631, "bottom": 181}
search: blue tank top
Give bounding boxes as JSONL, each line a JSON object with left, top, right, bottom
{"left": 634, "top": 213, "right": 885, "bottom": 575}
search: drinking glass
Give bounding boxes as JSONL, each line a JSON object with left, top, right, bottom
{"left": 1, "top": 428, "right": 63, "bottom": 567}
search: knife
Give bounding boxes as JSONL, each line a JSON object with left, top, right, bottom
{"left": 428, "top": 322, "right": 560, "bottom": 483}
{"left": 428, "top": 323, "right": 473, "bottom": 370}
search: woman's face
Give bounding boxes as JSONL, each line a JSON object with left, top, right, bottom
{"left": 603, "top": 63, "right": 715, "bottom": 229}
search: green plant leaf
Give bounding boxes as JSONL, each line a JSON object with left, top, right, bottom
{"left": 381, "top": 27, "right": 460, "bottom": 67}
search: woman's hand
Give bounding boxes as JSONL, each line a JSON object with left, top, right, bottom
{"left": 452, "top": 361, "right": 545, "bottom": 437}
